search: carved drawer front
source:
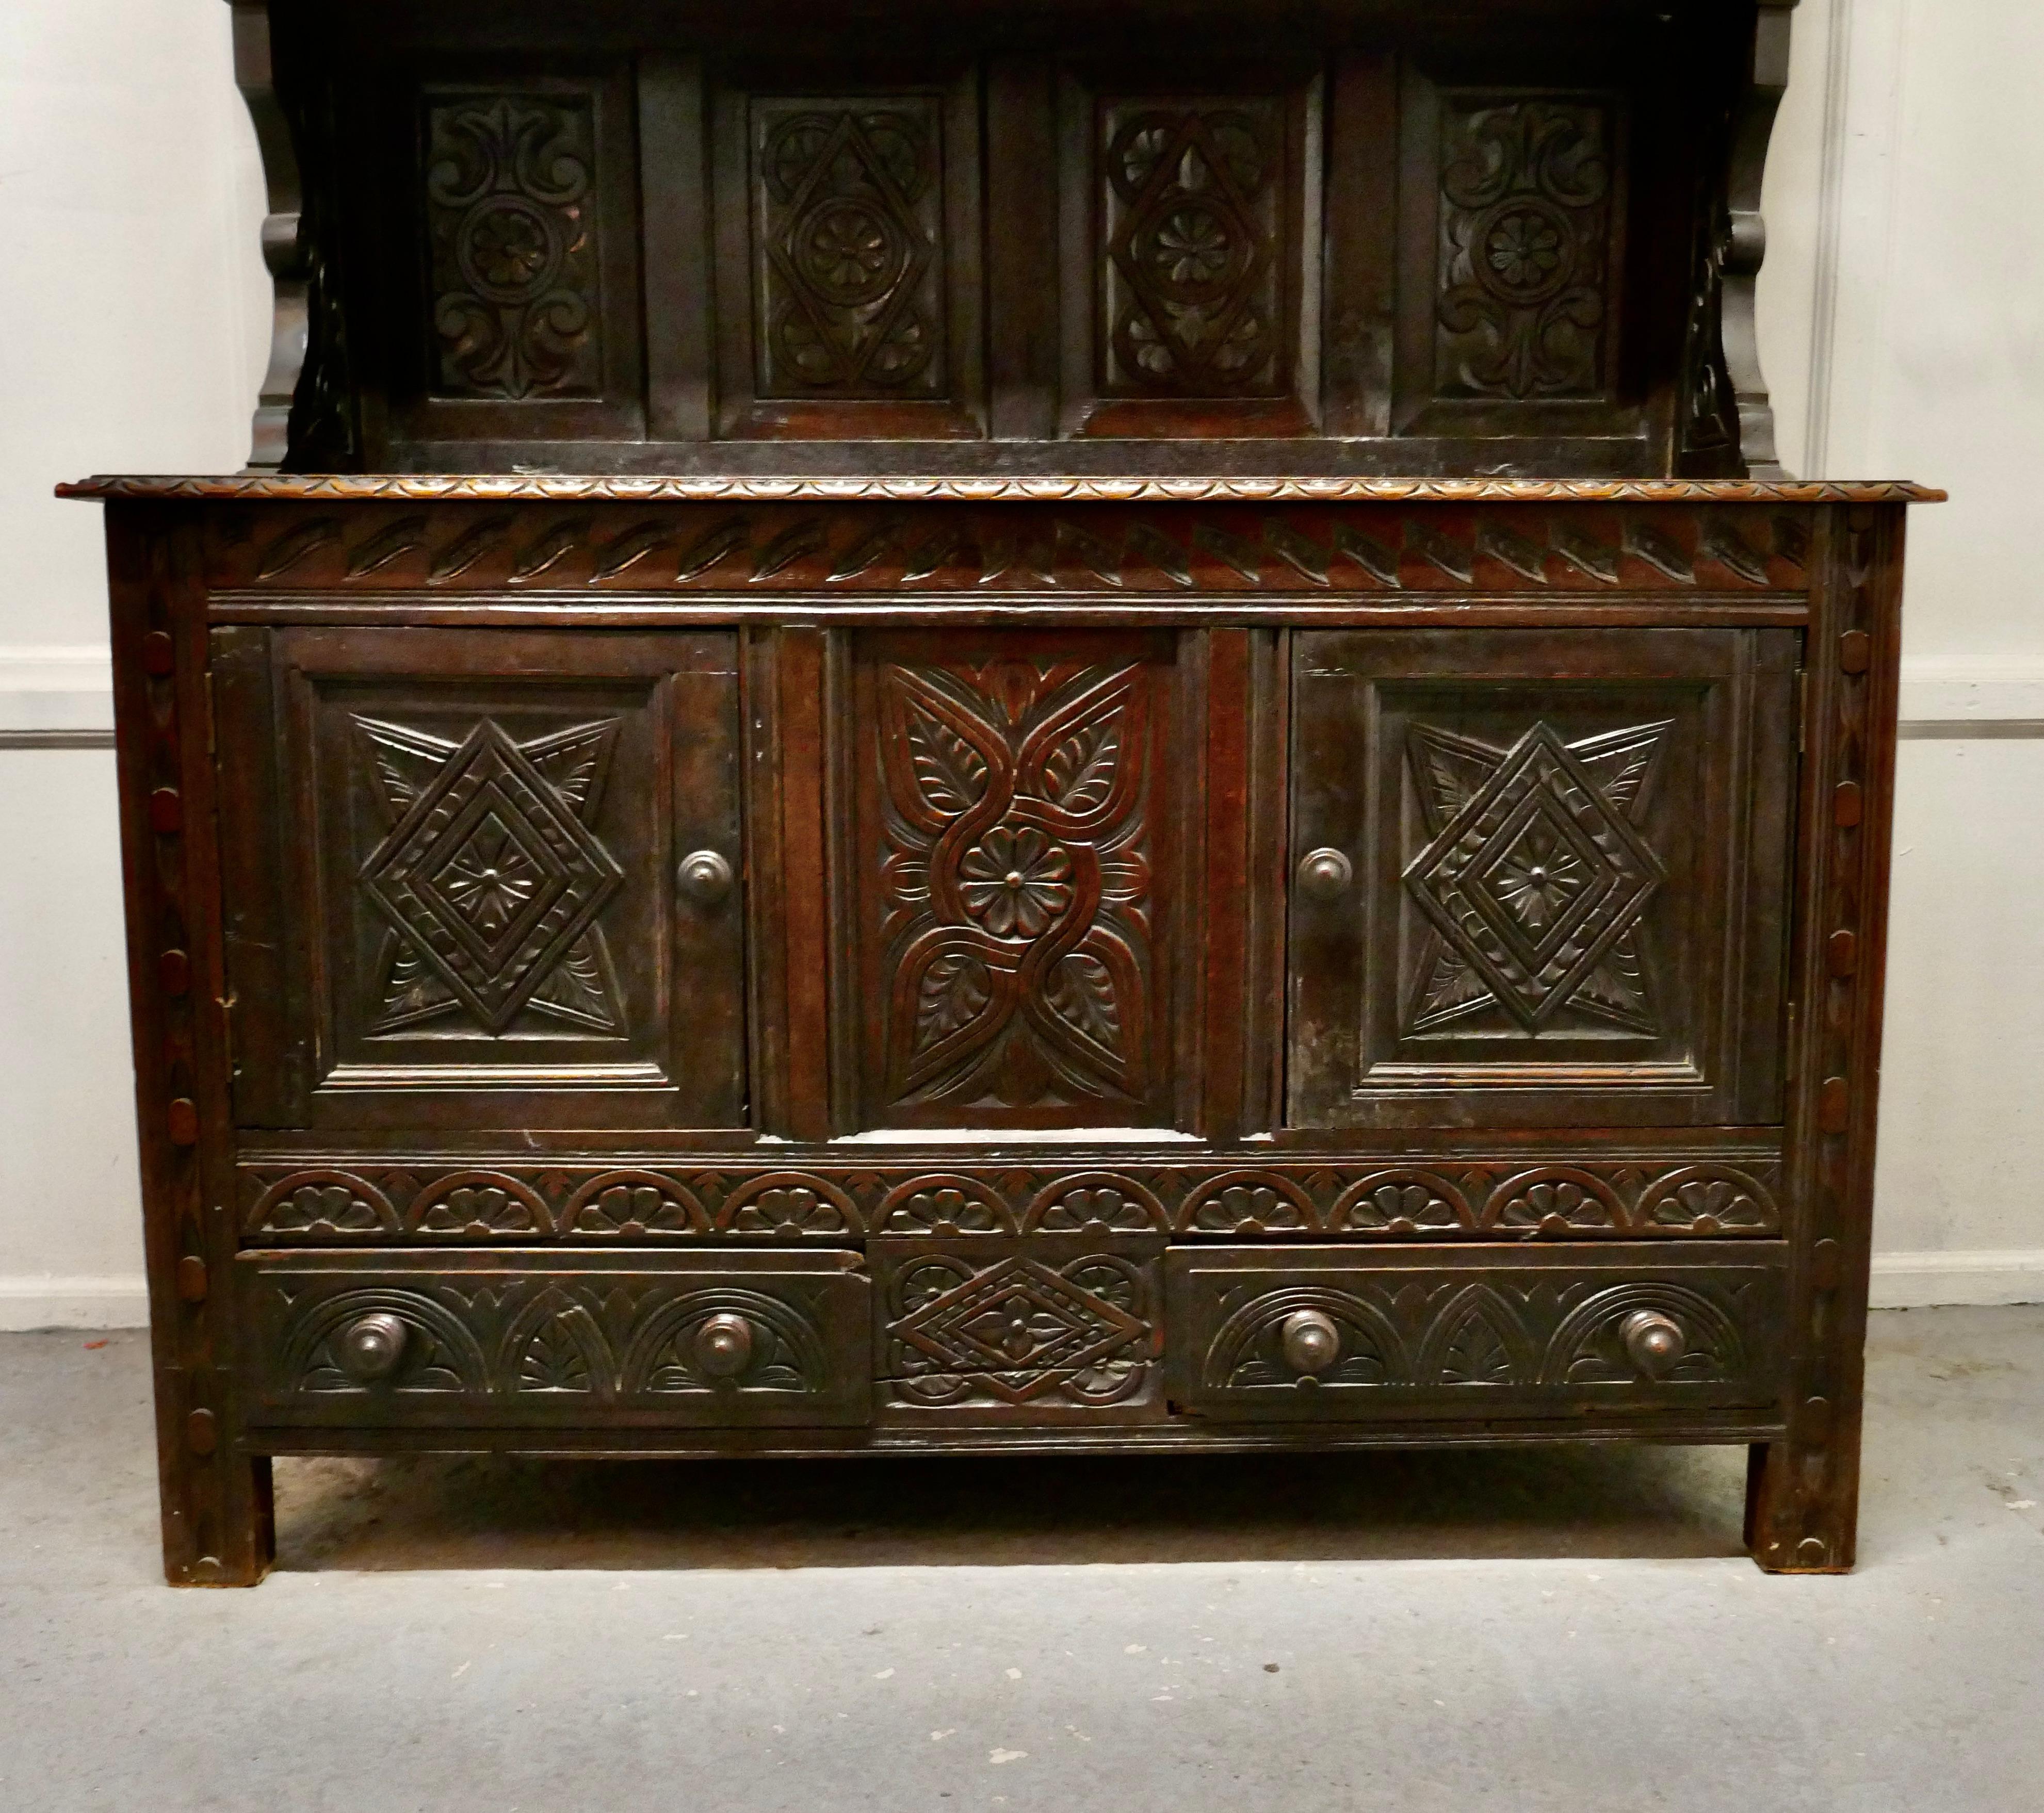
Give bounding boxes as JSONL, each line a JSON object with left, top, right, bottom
{"left": 872, "top": 1236, "right": 1166, "bottom": 1424}
{"left": 1289, "top": 626, "right": 1797, "bottom": 1129}
{"left": 236, "top": 1250, "right": 870, "bottom": 1428}
{"left": 1166, "top": 1244, "right": 1785, "bottom": 1421}
{"left": 838, "top": 629, "right": 1192, "bottom": 1132}
{"left": 213, "top": 626, "right": 745, "bottom": 1132}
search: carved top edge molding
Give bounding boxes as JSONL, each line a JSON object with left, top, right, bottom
{"left": 58, "top": 475, "right": 1945, "bottom": 506}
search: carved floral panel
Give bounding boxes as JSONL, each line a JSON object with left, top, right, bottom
{"left": 1434, "top": 95, "right": 1616, "bottom": 401}
{"left": 423, "top": 91, "right": 604, "bottom": 400}
{"left": 850, "top": 636, "right": 1180, "bottom": 1128}
{"left": 751, "top": 97, "right": 948, "bottom": 398}
{"left": 1099, "top": 97, "right": 1287, "bottom": 397}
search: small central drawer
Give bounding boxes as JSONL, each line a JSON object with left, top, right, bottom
{"left": 1165, "top": 1243, "right": 1786, "bottom": 1421}
{"left": 236, "top": 1249, "right": 870, "bottom": 1429}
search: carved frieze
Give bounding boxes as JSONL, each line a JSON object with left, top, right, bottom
{"left": 237, "top": 1152, "right": 1786, "bottom": 1242}
{"left": 202, "top": 502, "right": 1815, "bottom": 595}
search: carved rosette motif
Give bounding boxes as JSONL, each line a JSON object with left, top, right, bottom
{"left": 355, "top": 715, "right": 628, "bottom": 1036}
{"left": 1436, "top": 97, "right": 1613, "bottom": 400}
{"left": 1101, "top": 101, "right": 1284, "bottom": 396}
{"left": 424, "top": 93, "right": 602, "bottom": 400}
{"left": 754, "top": 101, "right": 945, "bottom": 396}
{"left": 874, "top": 660, "right": 1158, "bottom": 1114}
{"left": 1403, "top": 718, "right": 1671, "bottom": 1037}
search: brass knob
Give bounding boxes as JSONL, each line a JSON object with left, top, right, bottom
{"left": 693, "top": 1312, "right": 755, "bottom": 1379}
{"left": 1296, "top": 847, "right": 1354, "bottom": 900}
{"left": 1621, "top": 1310, "right": 1684, "bottom": 1379}
{"left": 1280, "top": 1309, "right": 1342, "bottom": 1376}
{"left": 337, "top": 1312, "right": 408, "bottom": 1381}
{"left": 678, "top": 849, "right": 734, "bottom": 905}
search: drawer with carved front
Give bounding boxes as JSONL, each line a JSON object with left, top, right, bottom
{"left": 1165, "top": 1244, "right": 1786, "bottom": 1422}
{"left": 236, "top": 1250, "right": 870, "bottom": 1428}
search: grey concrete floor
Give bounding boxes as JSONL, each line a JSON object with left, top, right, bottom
{"left": 3, "top": 1308, "right": 2041, "bottom": 1812}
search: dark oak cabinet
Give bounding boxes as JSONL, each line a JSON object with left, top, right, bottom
{"left": 66, "top": 0, "right": 1938, "bottom": 1585}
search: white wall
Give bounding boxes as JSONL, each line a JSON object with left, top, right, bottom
{"left": 2, "top": 0, "right": 2039, "bottom": 1323}
{"left": 1, "top": 0, "right": 264, "bottom": 1322}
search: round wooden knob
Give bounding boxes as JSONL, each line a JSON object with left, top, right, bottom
{"left": 1280, "top": 1309, "right": 1342, "bottom": 1375}
{"left": 1621, "top": 1310, "right": 1684, "bottom": 1379}
{"left": 1296, "top": 848, "right": 1354, "bottom": 900}
{"left": 677, "top": 849, "right": 734, "bottom": 905}
{"left": 693, "top": 1312, "right": 755, "bottom": 1379}
{"left": 337, "top": 1312, "right": 408, "bottom": 1381}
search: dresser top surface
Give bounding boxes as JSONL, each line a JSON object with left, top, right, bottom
{"left": 58, "top": 473, "right": 1945, "bottom": 505}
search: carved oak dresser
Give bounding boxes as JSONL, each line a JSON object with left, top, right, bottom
{"left": 64, "top": 0, "right": 1939, "bottom": 1582}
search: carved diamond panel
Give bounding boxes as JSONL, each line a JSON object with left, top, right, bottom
{"left": 356, "top": 716, "right": 627, "bottom": 1034}
{"left": 752, "top": 99, "right": 947, "bottom": 397}
{"left": 1435, "top": 96, "right": 1615, "bottom": 401}
{"left": 877, "top": 1239, "right": 1163, "bottom": 1415}
{"left": 1403, "top": 720, "right": 1669, "bottom": 1034}
{"left": 424, "top": 92, "right": 603, "bottom": 400}
{"left": 1100, "top": 98, "right": 1286, "bottom": 397}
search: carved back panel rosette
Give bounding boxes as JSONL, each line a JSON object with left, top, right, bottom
{"left": 1166, "top": 1245, "right": 1785, "bottom": 1419}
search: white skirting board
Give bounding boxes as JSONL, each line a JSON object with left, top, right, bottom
{"left": 1869, "top": 1251, "right": 2044, "bottom": 1310}
{"left": 1, "top": 1256, "right": 2039, "bottom": 1331}
{"left": 0, "top": 1277, "right": 151, "bottom": 1331}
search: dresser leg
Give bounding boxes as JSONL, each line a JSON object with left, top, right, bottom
{"left": 1743, "top": 1428, "right": 1860, "bottom": 1574}
{"left": 157, "top": 1436, "right": 275, "bottom": 1588}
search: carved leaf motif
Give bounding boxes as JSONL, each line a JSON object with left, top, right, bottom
{"left": 906, "top": 701, "right": 989, "bottom": 817}
{"left": 1040, "top": 715, "right": 1122, "bottom": 814}
{"left": 916, "top": 953, "right": 992, "bottom": 1050}
{"left": 1045, "top": 953, "right": 1121, "bottom": 1046}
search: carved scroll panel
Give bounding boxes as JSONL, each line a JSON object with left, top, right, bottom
{"left": 392, "top": 69, "right": 645, "bottom": 440}
{"left": 843, "top": 632, "right": 1186, "bottom": 1131}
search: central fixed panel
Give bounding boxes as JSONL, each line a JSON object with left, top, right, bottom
{"left": 835, "top": 628, "right": 1197, "bottom": 1132}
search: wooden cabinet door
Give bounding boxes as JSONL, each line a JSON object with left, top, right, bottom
{"left": 1288, "top": 628, "right": 1797, "bottom": 1129}
{"left": 215, "top": 627, "right": 745, "bottom": 1130}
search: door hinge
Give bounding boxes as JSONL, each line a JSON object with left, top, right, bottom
{"left": 1795, "top": 668, "right": 1808, "bottom": 755}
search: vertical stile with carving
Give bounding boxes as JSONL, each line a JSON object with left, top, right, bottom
{"left": 109, "top": 507, "right": 274, "bottom": 1585}
{"left": 1746, "top": 505, "right": 1904, "bottom": 1571}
